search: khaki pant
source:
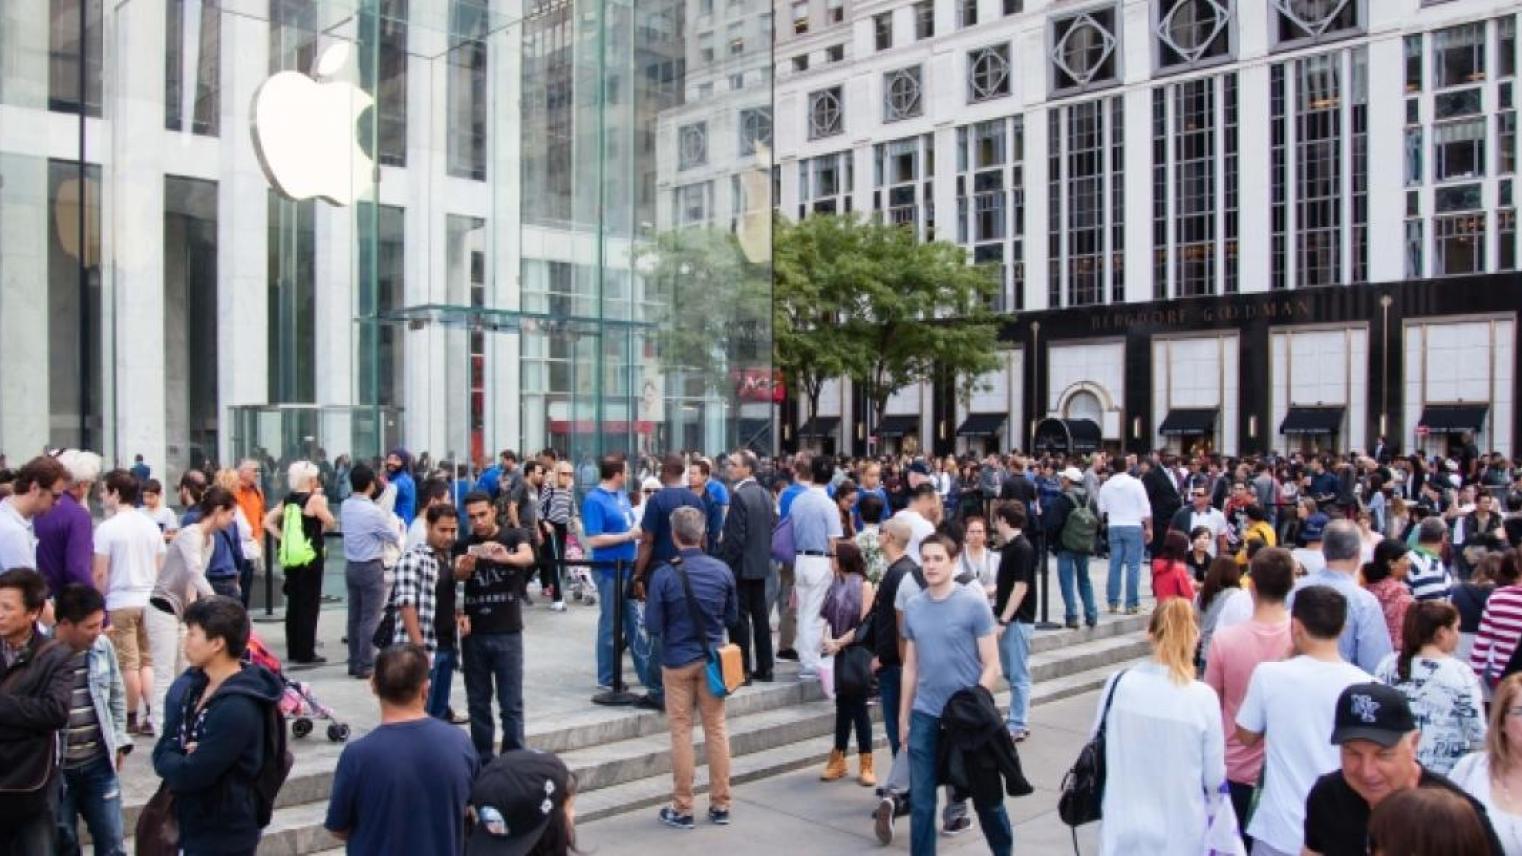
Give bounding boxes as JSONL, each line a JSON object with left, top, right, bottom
{"left": 777, "top": 562, "right": 796, "bottom": 650}
{"left": 663, "top": 660, "right": 732, "bottom": 814}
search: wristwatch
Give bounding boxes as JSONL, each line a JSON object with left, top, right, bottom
{"left": 997, "top": 618, "right": 1011, "bottom": 627}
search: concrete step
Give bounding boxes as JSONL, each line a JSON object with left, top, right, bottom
{"left": 132, "top": 618, "right": 1150, "bottom": 855}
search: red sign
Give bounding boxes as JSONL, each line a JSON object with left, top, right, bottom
{"left": 733, "top": 369, "right": 785, "bottom": 403}
{"left": 1416, "top": 424, "right": 1430, "bottom": 438}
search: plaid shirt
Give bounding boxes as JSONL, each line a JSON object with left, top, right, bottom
{"left": 392, "top": 543, "right": 445, "bottom": 654}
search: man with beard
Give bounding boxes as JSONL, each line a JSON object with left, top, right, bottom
{"left": 385, "top": 449, "right": 418, "bottom": 528}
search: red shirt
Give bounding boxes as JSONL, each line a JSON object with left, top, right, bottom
{"left": 1151, "top": 559, "right": 1196, "bottom": 603}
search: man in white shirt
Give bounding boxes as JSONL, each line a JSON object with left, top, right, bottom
{"left": 0, "top": 456, "right": 67, "bottom": 572}
{"left": 892, "top": 484, "right": 939, "bottom": 567}
{"left": 789, "top": 456, "right": 842, "bottom": 679}
{"left": 1097, "top": 464, "right": 1152, "bottom": 614}
{"left": 1235, "top": 586, "right": 1368, "bottom": 856}
{"left": 93, "top": 469, "right": 167, "bottom": 736}
{"left": 1169, "top": 485, "right": 1229, "bottom": 557}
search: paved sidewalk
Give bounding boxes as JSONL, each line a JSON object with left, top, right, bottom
{"left": 576, "top": 688, "right": 1105, "bottom": 854}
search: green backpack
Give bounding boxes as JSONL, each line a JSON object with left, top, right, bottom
{"left": 277, "top": 503, "right": 316, "bottom": 568}
{"left": 1059, "top": 490, "right": 1100, "bottom": 555}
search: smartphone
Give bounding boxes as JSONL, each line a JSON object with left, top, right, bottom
{"left": 467, "top": 544, "right": 487, "bottom": 557}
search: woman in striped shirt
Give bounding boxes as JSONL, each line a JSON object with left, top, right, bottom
{"left": 538, "top": 464, "right": 577, "bottom": 612}
{"left": 1471, "top": 549, "right": 1522, "bottom": 688}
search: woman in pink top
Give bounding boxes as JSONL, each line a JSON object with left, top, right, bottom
{"left": 1362, "top": 538, "right": 1415, "bottom": 651}
{"left": 1203, "top": 547, "right": 1296, "bottom": 840}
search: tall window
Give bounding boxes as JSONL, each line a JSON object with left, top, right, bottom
{"left": 163, "top": 176, "right": 219, "bottom": 479}
{"left": 875, "top": 135, "right": 935, "bottom": 240}
{"left": 447, "top": 0, "right": 489, "bottom": 180}
{"left": 360, "top": 0, "right": 408, "bottom": 166}
{"left": 1152, "top": 74, "right": 1238, "bottom": 298}
{"left": 357, "top": 204, "right": 405, "bottom": 407}
{"left": 915, "top": 1, "right": 934, "bottom": 40}
{"left": 1270, "top": 47, "right": 1367, "bottom": 288}
{"left": 957, "top": 0, "right": 976, "bottom": 29}
{"left": 957, "top": 117, "right": 1026, "bottom": 310}
{"left": 267, "top": 191, "right": 316, "bottom": 403}
{"left": 47, "top": 160, "right": 103, "bottom": 449}
{"left": 875, "top": 13, "right": 893, "bottom": 50}
{"left": 166, "top": 0, "right": 221, "bottom": 135}
{"left": 49, "top": 0, "right": 103, "bottom": 116}
{"left": 797, "top": 151, "right": 854, "bottom": 216}
{"left": 1048, "top": 97, "right": 1124, "bottom": 307}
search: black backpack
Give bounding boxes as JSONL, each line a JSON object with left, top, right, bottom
{"left": 251, "top": 693, "right": 293, "bottom": 827}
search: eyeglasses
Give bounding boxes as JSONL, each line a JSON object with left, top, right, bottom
{"left": 643, "top": 489, "right": 657, "bottom": 495}
{"left": 1507, "top": 707, "right": 1522, "bottom": 719}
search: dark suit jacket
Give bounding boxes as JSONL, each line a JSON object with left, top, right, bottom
{"left": 720, "top": 478, "right": 775, "bottom": 581}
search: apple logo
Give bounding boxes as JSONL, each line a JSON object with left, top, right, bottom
{"left": 251, "top": 42, "right": 374, "bottom": 207}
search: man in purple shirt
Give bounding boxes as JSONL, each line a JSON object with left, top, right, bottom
{"left": 35, "top": 450, "right": 101, "bottom": 597}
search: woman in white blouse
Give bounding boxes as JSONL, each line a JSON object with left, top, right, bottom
{"left": 1451, "top": 673, "right": 1522, "bottom": 855}
{"left": 1094, "top": 598, "right": 1227, "bottom": 856}
{"left": 959, "top": 515, "right": 1000, "bottom": 602}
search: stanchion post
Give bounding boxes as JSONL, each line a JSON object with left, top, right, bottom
{"left": 592, "top": 558, "right": 641, "bottom": 706}
{"left": 1035, "top": 528, "right": 1062, "bottom": 631}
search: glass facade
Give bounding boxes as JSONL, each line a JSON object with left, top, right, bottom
{"left": 0, "top": 0, "right": 774, "bottom": 487}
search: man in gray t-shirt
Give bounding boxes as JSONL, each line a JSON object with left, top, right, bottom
{"left": 903, "top": 585, "right": 997, "bottom": 719}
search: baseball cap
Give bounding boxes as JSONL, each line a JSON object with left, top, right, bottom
{"left": 640, "top": 476, "right": 661, "bottom": 492}
{"left": 1301, "top": 512, "right": 1329, "bottom": 542}
{"left": 1330, "top": 683, "right": 1417, "bottom": 748}
{"left": 466, "top": 750, "right": 572, "bottom": 856}
{"left": 908, "top": 460, "right": 932, "bottom": 476}
{"left": 1059, "top": 467, "right": 1083, "bottom": 483}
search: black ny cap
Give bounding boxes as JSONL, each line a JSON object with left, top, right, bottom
{"left": 466, "top": 750, "right": 571, "bottom": 856}
{"left": 1330, "top": 683, "right": 1417, "bottom": 748}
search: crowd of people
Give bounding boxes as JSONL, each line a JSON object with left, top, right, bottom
{"left": 3, "top": 438, "right": 1522, "bottom": 854}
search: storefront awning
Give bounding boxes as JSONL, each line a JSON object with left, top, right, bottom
{"left": 1419, "top": 404, "right": 1489, "bottom": 434}
{"left": 1158, "top": 408, "right": 1219, "bottom": 436}
{"left": 798, "top": 416, "right": 841, "bottom": 437}
{"left": 956, "top": 413, "right": 1007, "bottom": 437}
{"left": 1280, "top": 406, "right": 1345, "bottom": 436}
{"left": 876, "top": 415, "right": 921, "bottom": 438}
{"left": 1032, "top": 418, "right": 1103, "bottom": 454}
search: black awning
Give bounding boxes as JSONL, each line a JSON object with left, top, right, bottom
{"left": 1158, "top": 408, "right": 1219, "bottom": 436}
{"left": 798, "top": 416, "right": 841, "bottom": 437}
{"left": 1419, "top": 404, "right": 1490, "bottom": 433}
{"left": 956, "top": 413, "right": 1007, "bottom": 437}
{"left": 1280, "top": 406, "right": 1345, "bottom": 436}
{"left": 876, "top": 415, "right": 921, "bottom": 438}
{"left": 1032, "top": 418, "right": 1103, "bottom": 454}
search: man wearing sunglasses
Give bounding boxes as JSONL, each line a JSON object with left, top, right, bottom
{"left": 0, "top": 456, "right": 68, "bottom": 573}
{"left": 1168, "top": 486, "right": 1230, "bottom": 558}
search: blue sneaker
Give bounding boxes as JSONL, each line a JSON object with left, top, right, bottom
{"left": 659, "top": 807, "right": 695, "bottom": 830}
{"left": 708, "top": 807, "right": 731, "bottom": 826}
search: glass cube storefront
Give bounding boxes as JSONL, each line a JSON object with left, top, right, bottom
{"left": 0, "top": 0, "right": 774, "bottom": 489}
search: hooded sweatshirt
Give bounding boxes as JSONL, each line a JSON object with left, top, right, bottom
{"left": 152, "top": 662, "right": 284, "bottom": 853}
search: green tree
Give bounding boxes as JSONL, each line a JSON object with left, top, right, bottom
{"left": 773, "top": 215, "right": 871, "bottom": 425}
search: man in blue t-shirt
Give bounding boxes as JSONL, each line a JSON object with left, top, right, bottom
{"left": 634, "top": 455, "right": 705, "bottom": 707}
{"left": 687, "top": 458, "right": 729, "bottom": 554}
{"left": 580, "top": 454, "right": 657, "bottom": 703}
{"left": 325, "top": 644, "right": 478, "bottom": 856}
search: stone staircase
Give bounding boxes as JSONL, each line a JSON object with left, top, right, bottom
{"left": 126, "top": 615, "right": 1149, "bottom": 855}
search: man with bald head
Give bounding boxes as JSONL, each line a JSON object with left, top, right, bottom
{"left": 1291, "top": 518, "right": 1393, "bottom": 673}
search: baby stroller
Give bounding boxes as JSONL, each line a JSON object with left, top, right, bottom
{"left": 245, "top": 632, "right": 351, "bottom": 742}
{"left": 563, "top": 536, "right": 599, "bottom": 606}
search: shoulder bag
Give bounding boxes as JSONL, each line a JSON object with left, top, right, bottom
{"left": 1057, "top": 668, "right": 1128, "bottom": 835}
{"left": 671, "top": 560, "right": 745, "bottom": 698}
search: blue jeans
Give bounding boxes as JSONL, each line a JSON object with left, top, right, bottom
{"left": 345, "top": 558, "right": 386, "bottom": 675}
{"left": 998, "top": 622, "right": 1034, "bottom": 732}
{"left": 878, "top": 664, "right": 903, "bottom": 755}
{"left": 1106, "top": 526, "right": 1144, "bottom": 610}
{"left": 463, "top": 632, "right": 525, "bottom": 761}
{"left": 596, "top": 573, "right": 655, "bottom": 695}
{"left": 427, "top": 646, "right": 457, "bottom": 720}
{"left": 908, "top": 712, "right": 1012, "bottom": 856}
{"left": 57, "top": 753, "right": 125, "bottom": 856}
{"left": 1056, "top": 551, "right": 1098, "bottom": 624}
{"left": 208, "top": 576, "right": 240, "bottom": 600}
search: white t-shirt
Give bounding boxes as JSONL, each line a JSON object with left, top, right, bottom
{"left": 893, "top": 509, "right": 936, "bottom": 567}
{"left": 94, "top": 507, "right": 167, "bottom": 610}
{"left": 1291, "top": 548, "right": 1326, "bottom": 577}
{"left": 1235, "top": 655, "right": 1370, "bottom": 854}
{"left": 1186, "top": 507, "right": 1230, "bottom": 557}
{"left": 145, "top": 506, "right": 179, "bottom": 534}
{"left": 1215, "top": 588, "right": 1255, "bottom": 629}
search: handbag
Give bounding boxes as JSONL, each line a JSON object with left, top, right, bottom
{"left": 834, "top": 612, "right": 876, "bottom": 701}
{"left": 770, "top": 515, "right": 796, "bottom": 565}
{"left": 372, "top": 583, "right": 399, "bottom": 649}
{"left": 134, "top": 782, "right": 180, "bottom": 856}
{"left": 1057, "top": 668, "right": 1128, "bottom": 830}
{"left": 672, "top": 559, "right": 745, "bottom": 699}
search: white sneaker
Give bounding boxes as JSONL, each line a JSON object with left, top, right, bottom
{"left": 549, "top": 602, "right": 567, "bottom": 612}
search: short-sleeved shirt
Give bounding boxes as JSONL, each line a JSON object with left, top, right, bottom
{"left": 994, "top": 534, "right": 1037, "bottom": 623}
{"left": 1303, "top": 769, "right": 1505, "bottom": 856}
{"left": 778, "top": 483, "right": 806, "bottom": 519}
{"left": 324, "top": 717, "right": 479, "bottom": 856}
{"left": 641, "top": 486, "right": 705, "bottom": 567}
{"left": 458, "top": 528, "right": 530, "bottom": 635}
{"left": 790, "top": 486, "right": 842, "bottom": 554}
{"left": 94, "top": 507, "right": 167, "bottom": 610}
{"left": 1203, "top": 618, "right": 1293, "bottom": 784}
{"left": 893, "top": 509, "right": 935, "bottom": 567}
{"left": 0, "top": 498, "right": 35, "bottom": 571}
{"left": 1292, "top": 570, "right": 1395, "bottom": 673}
{"left": 582, "top": 486, "right": 637, "bottom": 569}
{"left": 903, "top": 584, "right": 997, "bottom": 717}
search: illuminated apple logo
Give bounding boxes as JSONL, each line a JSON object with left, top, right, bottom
{"left": 251, "top": 43, "right": 374, "bottom": 206}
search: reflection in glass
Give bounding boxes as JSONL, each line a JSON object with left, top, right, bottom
{"left": 357, "top": 203, "right": 405, "bottom": 407}
{"left": 447, "top": 0, "right": 488, "bottom": 180}
{"left": 48, "top": 159, "right": 102, "bottom": 448}
{"left": 166, "top": 0, "right": 222, "bottom": 135}
{"left": 49, "top": 0, "right": 102, "bottom": 116}
{"left": 164, "top": 176, "right": 220, "bottom": 484}
{"left": 267, "top": 191, "right": 316, "bottom": 403}
{"left": 359, "top": 0, "right": 408, "bottom": 166}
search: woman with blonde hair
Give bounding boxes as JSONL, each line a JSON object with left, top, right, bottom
{"left": 263, "top": 460, "right": 335, "bottom": 664}
{"left": 1451, "top": 673, "right": 1522, "bottom": 854}
{"left": 211, "top": 468, "right": 261, "bottom": 603}
{"left": 1094, "top": 598, "right": 1227, "bottom": 855}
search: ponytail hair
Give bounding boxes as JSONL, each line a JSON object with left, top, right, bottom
{"left": 1149, "top": 598, "right": 1199, "bottom": 686}
{"left": 1397, "top": 600, "right": 1459, "bottom": 682}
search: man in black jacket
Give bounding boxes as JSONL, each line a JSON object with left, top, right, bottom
{"left": 871, "top": 518, "right": 916, "bottom": 758}
{"left": 718, "top": 450, "right": 776, "bottom": 682}
{"left": 0, "top": 568, "right": 73, "bottom": 853}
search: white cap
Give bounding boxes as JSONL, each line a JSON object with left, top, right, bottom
{"left": 1060, "top": 467, "right": 1084, "bottom": 483}
{"left": 641, "top": 476, "right": 662, "bottom": 491}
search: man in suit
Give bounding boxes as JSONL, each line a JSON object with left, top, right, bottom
{"left": 719, "top": 450, "right": 777, "bottom": 682}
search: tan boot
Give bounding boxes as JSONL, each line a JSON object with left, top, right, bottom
{"left": 820, "top": 749, "right": 848, "bottom": 781}
{"left": 857, "top": 752, "right": 877, "bottom": 787}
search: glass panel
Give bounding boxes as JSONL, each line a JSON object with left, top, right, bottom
{"left": 163, "top": 176, "right": 219, "bottom": 486}
{"left": 165, "top": 0, "right": 221, "bottom": 135}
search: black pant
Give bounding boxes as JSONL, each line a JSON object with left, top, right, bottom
{"left": 541, "top": 522, "right": 567, "bottom": 601}
{"left": 734, "top": 577, "right": 772, "bottom": 676}
{"left": 834, "top": 693, "right": 872, "bottom": 754}
{"left": 283, "top": 560, "right": 324, "bottom": 661}
{"left": 0, "top": 807, "right": 53, "bottom": 856}
{"left": 1227, "top": 779, "right": 1255, "bottom": 849}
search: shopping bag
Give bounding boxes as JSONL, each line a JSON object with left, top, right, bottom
{"left": 818, "top": 654, "right": 836, "bottom": 700}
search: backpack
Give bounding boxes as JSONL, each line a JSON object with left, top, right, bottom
{"left": 277, "top": 503, "right": 315, "bottom": 568}
{"left": 251, "top": 692, "right": 294, "bottom": 827}
{"left": 1060, "top": 491, "right": 1099, "bottom": 555}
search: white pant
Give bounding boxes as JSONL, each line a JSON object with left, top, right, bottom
{"left": 793, "top": 554, "right": 832, "bottom": 674}
{"left": 144, "top": 604, "right": 184, "bottom": 731}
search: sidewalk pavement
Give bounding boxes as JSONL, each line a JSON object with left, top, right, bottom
{"left": 576, "top": 687, "right": 1105, "bottom": 854}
